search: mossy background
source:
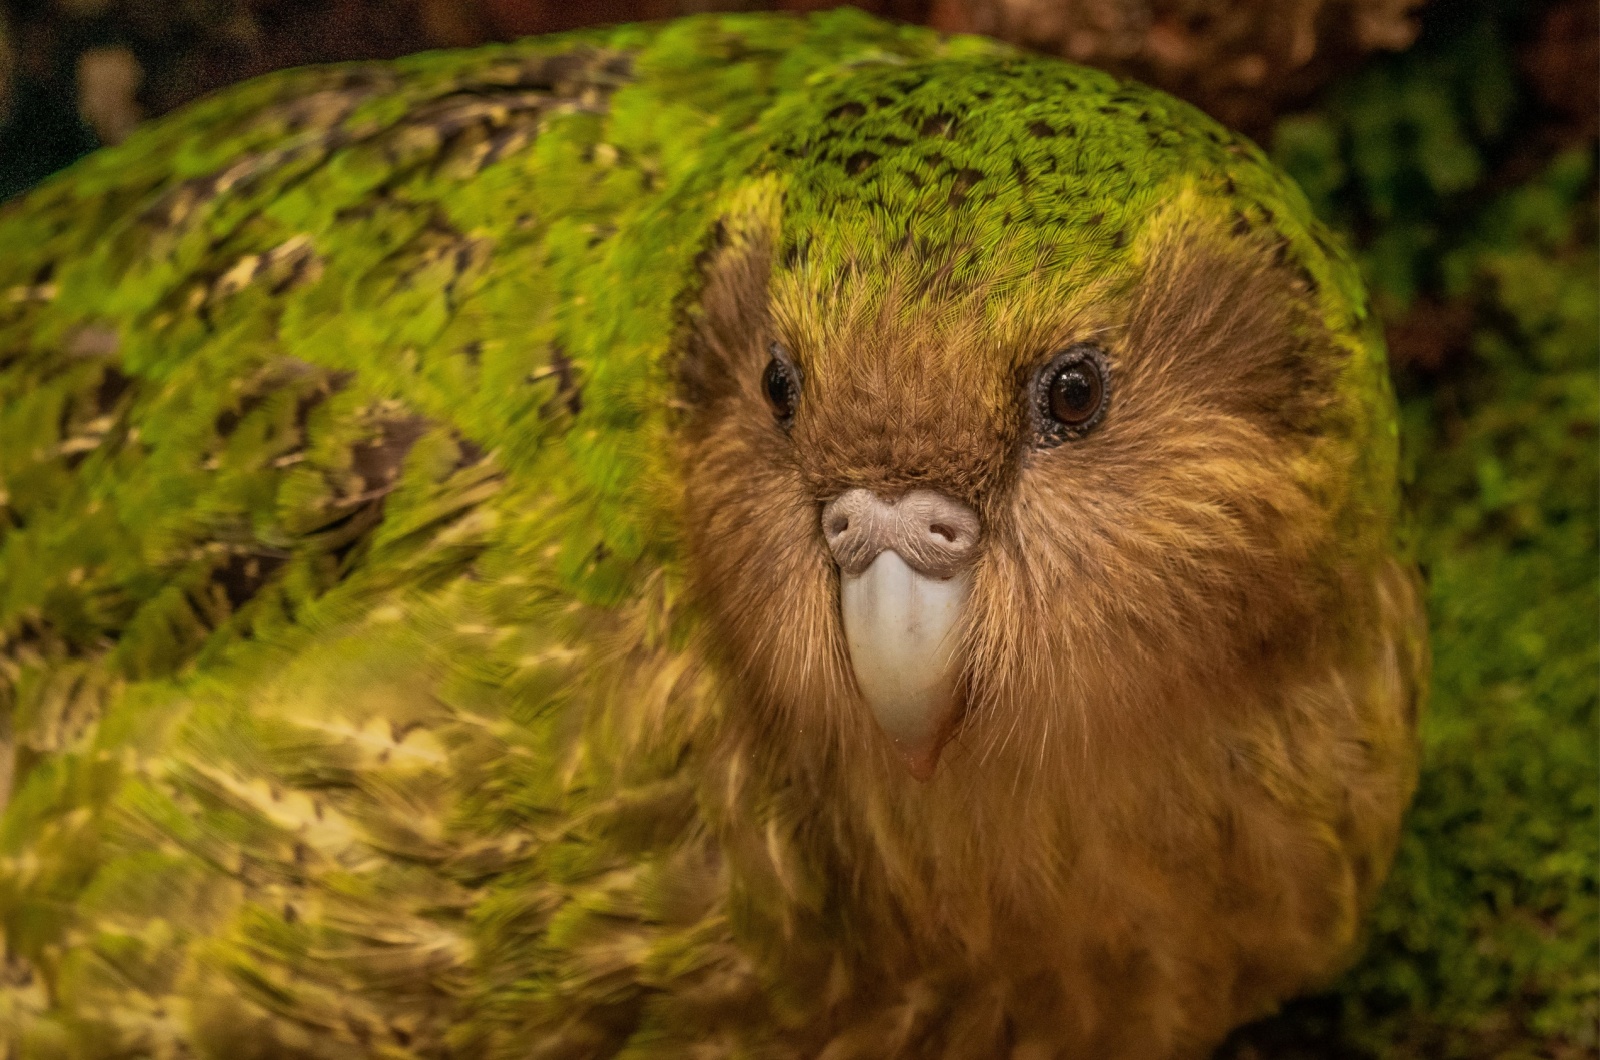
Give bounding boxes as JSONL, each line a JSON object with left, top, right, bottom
{"left": 1, "top": 0, "right": 1595, "bottom": 1056}
{"left": 1228, "top": 2, "right": 1598, "bottom": 1056}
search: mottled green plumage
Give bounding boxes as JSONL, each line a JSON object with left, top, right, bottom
{"left": 0, "top": 11, "right": 1416, "bottom": 1058}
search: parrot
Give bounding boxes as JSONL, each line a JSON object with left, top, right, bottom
{"left": 0, "top": 9, "right": 1427, "bottom": 1058}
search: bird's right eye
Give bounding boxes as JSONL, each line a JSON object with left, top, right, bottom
{"left": 763, "top": 345, "right": 800, "bottom": 427}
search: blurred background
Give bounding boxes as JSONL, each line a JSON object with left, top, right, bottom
{"left": 0, "top": 0, "right": 1594, "bottom": 1056}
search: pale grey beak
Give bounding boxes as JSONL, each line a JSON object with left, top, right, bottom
{"left": 822, "top": 489, "right": 980, "bottom": 779}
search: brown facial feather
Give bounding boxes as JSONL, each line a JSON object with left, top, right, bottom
{"left": 675, "top": 194, "right": 1416, "bottom": 1049}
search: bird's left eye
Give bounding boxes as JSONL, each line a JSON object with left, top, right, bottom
{"left": 1032, "top": 343, "right": 1110, "bottom": 444}
{"left": 763, "top": 345, "right": 801, "bottom": 427}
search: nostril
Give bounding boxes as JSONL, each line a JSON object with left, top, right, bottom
{"left": 822, "top": 488, "right": 978, "bottom": 575}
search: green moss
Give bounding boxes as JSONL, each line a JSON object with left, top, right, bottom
{"left": 1349, "top": 155, "right": 1598, "bottom": 1058}
{"left": 1231, "top": 2, "right": 1598, "bottom": 1054}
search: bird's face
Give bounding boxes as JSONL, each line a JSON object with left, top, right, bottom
{"left": 683, "top": 200, "right": 1357, "bottom": 790}
{"left": 679, "top": 67, "right": 1386, "bottom": 795}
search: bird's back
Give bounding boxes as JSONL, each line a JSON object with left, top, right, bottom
{"left": 0, "top": 13, "right": 1008, "bottom": 1057}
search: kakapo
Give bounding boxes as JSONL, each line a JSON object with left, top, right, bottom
{"left": 0, "top": 9, "right": 1425, "bottom": 1058}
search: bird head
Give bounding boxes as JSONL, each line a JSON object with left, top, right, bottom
{"left": 678, "top": 58, "right": 1397, "bottom": 793}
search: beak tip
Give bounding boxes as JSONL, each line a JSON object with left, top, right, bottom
{"left": 894, "top": 740, "right": 944, "bottom": 782}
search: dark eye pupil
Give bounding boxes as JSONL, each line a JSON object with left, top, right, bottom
{"left": 764, "top": 359, "right": 796, "bottom": 421}
{"left": 1049, "top": 364, "right": 1101, "bottom": 425}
